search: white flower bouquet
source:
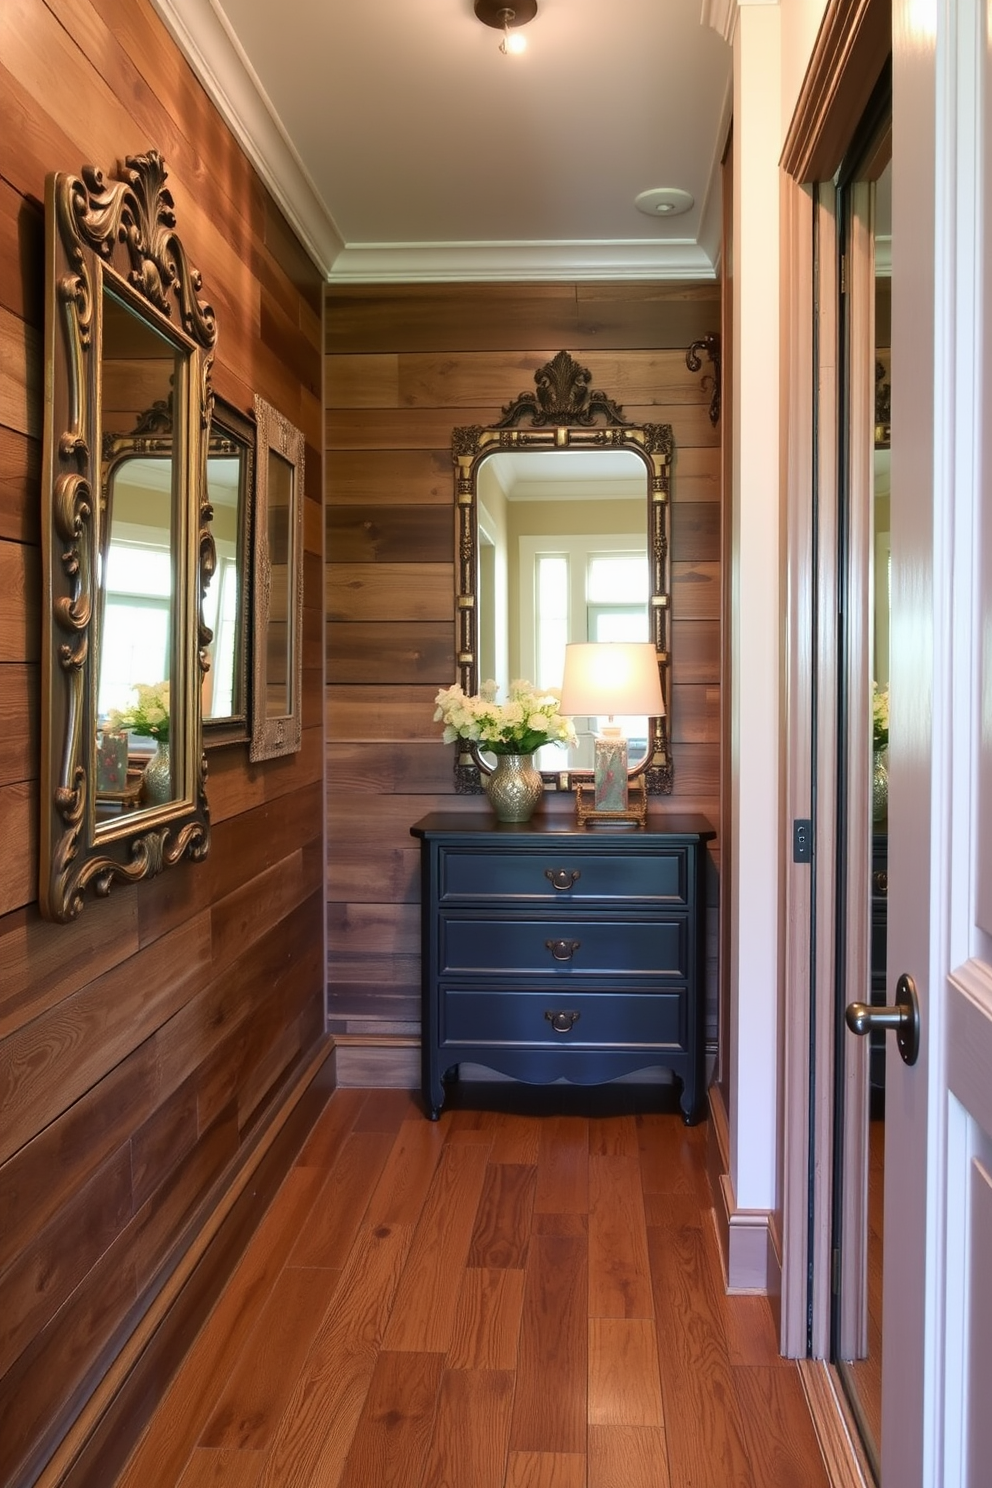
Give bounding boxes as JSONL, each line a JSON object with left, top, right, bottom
{"left": 872, "top": 682, "right": 889, "bottom": 754}
{"left": 434, "top": 678, "right": 577, "bottom": 756}
{"left": 105, "top": 681, "right": 171, "bottom": 744}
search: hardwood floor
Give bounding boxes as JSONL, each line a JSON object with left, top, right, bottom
{"left": 114, "top": 1083, "right": 832, "bottom": 1488}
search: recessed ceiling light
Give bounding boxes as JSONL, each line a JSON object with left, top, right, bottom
{"left": 634, "top": 188, "right": 694, "bottom": 219}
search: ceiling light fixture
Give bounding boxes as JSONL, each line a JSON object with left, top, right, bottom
{"left": 634, "top": 187, "right": 695, "bottom": 219}
{"left": 474, "top": 0, "right": 537, "bottom": 55}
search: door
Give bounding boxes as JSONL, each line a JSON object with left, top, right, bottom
{"left": 879, "top": 0, "right": 992, "bottom": 1479}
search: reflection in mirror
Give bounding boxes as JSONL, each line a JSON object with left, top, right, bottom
{"left": 475, "top": 448, "right": 652, "bottom": 776}
{"left": 453, "top": 351, "right": 673, "bottom": 795}
{"left": 264, "top": 448, "right": 294, "bottom": 718}
{"left": 202, "top": 401, "right": 253, "bottom": 742}
{"left": 40, "top": 151, "right": 215, "bottom": 921}
{"left": 250, "top": 395, "right": 305, "bottom": 761}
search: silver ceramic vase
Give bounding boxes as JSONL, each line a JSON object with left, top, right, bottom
{"left": 142, "top": 742, "right": 171, "bottom": 806}
{"left": 484, "top": 752, "right": 543, "bottom": 823}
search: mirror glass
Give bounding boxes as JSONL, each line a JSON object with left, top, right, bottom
{"left": 202, "top": 402, "right": 253, "bottom": 742}
{"left": 97, "top": 289, "right": 180, "bottom": 819}
{"left": 41, "top": 151, "right": 215, "bottom": 921}
{"left": 250, "top": 395, "right": 305, "bottom": 762}
{"left": 476, "top": 447, "right": 652, "bottom": 774}
{"left": 264, "top": 447, "right": 295, "bottom": 718}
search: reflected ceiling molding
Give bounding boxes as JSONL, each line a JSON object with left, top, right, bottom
{"left": 149, "top": 0, "right": 343, "bottom": 275}
{"left": 875, "top": 235, "right": 892, "bottom": 276}
{"left": 701, "top": 0, "right": 738, "bottom": 47}
{"left": 327, "top": 240, "right": 719, "bottom": 283}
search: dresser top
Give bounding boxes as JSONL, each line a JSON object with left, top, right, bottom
{"left": 410, "top": 811, "right": 715, "bottom": 844}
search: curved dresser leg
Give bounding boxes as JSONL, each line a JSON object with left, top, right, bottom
{"left": 679, "top": 1076, "right": 705, "bottom": 1126}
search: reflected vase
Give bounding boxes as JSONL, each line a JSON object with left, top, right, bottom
{"left": 142, "top": 742, "right": 171, "bottom": 806}
{"left": 872, "top": 749, "right": 888, "bottom": 823}
{"left": 484, "top": 752, "right": 543, "bottom": 823}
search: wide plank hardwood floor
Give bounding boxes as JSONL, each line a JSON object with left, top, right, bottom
{"left": 115, "top": 1083, "right": 832, "bottom": 1488}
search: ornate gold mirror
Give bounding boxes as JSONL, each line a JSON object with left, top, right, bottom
{"left": 453, "top": 352, "right": 673, "bottom": 794}
{"left": 249, "top": 394, "right": 305, "bottom": 762}
{"left": 40, "top": 152, "right": 215, "bottom": 921}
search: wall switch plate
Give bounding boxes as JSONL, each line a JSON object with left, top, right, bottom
{"left": 793, "top": 818, "right": 813, "bottom": 863}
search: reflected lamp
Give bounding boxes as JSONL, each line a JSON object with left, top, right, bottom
{"left": 558, "top": 642, "right": 664, "bottom": 827}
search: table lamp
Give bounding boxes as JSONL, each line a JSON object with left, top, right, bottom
{"left": 558, "top": 641, "right": 665, "bottom": 826}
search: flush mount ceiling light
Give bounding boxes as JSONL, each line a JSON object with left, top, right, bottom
{"left": 474, "top": 0, "right": 538, "bottom": 55}
{"left": 634, "top": 187, "right": 695, "bottom": 219}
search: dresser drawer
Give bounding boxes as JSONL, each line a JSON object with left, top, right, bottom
{"left": 437, "top": 847, "right": 688, "bottom": 905}
{"left": 441, "top": 987, "right": 687, "bottom": 1050}
{"left": 439, "top": 913, "right": 687, "bottom": 977}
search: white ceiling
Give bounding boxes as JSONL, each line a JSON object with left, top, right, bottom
{"left": 153, "top": 0, "right": 734, "bottom": 283}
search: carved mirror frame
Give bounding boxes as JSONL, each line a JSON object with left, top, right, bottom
{"left": 40, "top": 152, "right": 216, "bottom": 922}
{"left": 249, "top": 394, "right": 305, "bottom": 762}
{"left": 453, "top": 351, "right": 674, "bottom": 794}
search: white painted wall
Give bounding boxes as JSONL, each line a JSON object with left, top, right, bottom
{"left": 724, "top": 0, "right": 829, "bottom": 1215}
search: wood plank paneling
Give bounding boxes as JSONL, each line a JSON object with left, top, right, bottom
{"left": 328, "top": 505, "right": 453, "bottom": 563}
{"left": 326, "top": 283, "right": 721, "bottom": 356}
{"left": 327, "top": 449, "right": 453, "bottom": 505}
{"left": 0, "top": 3, "right": 326, "bottom": 1482}
{"left": 325, "top": 287, "right": 722, "bottom": 1051}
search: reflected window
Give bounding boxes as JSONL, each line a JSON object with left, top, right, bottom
{"left": 98, "top": 542, "right": 171, "bottom": 717}
{"left": 530, "top": 542, "right": 650, "bottom": 771}
{"left": 203, "top": 555, "right": 239, "bottom": 718}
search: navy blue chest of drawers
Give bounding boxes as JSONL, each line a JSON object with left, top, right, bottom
{"left": 411, "top": 812, "right": 714, "bottom": 1124}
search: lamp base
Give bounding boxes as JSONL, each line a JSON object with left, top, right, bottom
{"left": 575, "top": 776, "right": 648, "bottom": 829}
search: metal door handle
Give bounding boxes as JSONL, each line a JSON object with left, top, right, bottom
{"left": 845, "top": 972, "right": 920, "bottom": 1066}
{"left": 545, "top": 1010, "right": 580, "bottom": 1033}
{"left": 545, "top": 868, "right": 581, "bottom": 891}
{"left": 545, "top": 938, "right": 580, "bottom": 961}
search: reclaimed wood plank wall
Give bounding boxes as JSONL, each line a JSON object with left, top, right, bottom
{"left": 325, "top": 283, "right": 724, "bottom": 1076}
{"left": 0, "top": 3, "right": 325, "bottom": 1483}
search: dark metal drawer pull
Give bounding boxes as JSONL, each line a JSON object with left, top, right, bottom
{"left": 545, "top": 868, "right": 581, "bottom": 891}
{"left": 545, "top": 1009, "right": 581, "bottom": 1033}
{"left": 872, "top": 869, "right": 888, "bottom": 896}
{"left": 545, "top": 938, "right": 581, "bottom": 962}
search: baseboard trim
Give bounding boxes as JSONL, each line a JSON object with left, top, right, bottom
{"left": 38, "top": 1037, "right": 337, "bottom": 1488}
{"left": 798, "top": 1359, "right": 874, "bottom": 1488}
{"left": 707, "top": 1084, "right": 781, "bottom": 1295}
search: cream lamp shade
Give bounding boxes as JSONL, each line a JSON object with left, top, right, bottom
{"left": 558, "top": 642, "right": 665, "bottom": 721}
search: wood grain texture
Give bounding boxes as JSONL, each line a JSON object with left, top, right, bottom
{"left": 510, "top": 1233, "right": 588, "bottom": 1455}
{"left": 326, "top": 283, "right": 721, "bottom": 356}
{"left": 587, "top": 1425, "right": 672, "bottom": 1488}
{"left": 106, "top": 1085, "right": 834, "bottom": 1488}
{"left": 588, "top": 1317, "right": 664, "bottom": 1426}
{"left": 647, "top": 1222, "right": 753, "bottom": 1488}
{"left": 382, "top": 1143, "right": 492, "bottom": 1352}
{"left": 588, "top": 1156, "right": 654, "bottom": 1318}
{"left": 506, "top": 1452, "right": 587, "bottom": 1488}
{"left": 0, "top": 3, "right": 326, "bottom": 1480}
{"left": 337, "top": 1349, "right": 444, "bottom": 1488}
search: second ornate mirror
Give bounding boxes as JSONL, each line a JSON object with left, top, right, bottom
{"left": 40, "top": 151, "right": 216, "bottom": 921}
{"left": 453, "top": 352, "right": 673, "bottom": 794}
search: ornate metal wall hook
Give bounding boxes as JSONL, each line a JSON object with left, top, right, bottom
{"left": 685, "top": 333, "right": 722, "bottom": 427}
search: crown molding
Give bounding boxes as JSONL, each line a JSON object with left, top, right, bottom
{"left": 327, "top": 240, "right": 718, "bottom": 284}
{"left": 149, "top": 0, "right": 343, "bottom": 274}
